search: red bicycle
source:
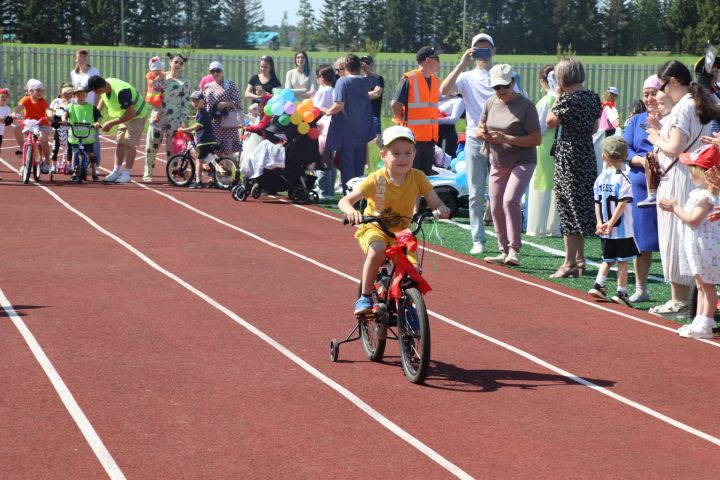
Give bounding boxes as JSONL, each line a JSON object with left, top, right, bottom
{"left": 331, "top": 210, "right": 437, "bottom": 384}
{"left": 20, "top": 118, "right": 44, "bottom": 184}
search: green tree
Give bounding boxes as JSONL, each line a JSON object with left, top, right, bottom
{"left": 633, "top": 0, "right": 663, "bottom": 51}
{"left": 320, "top": 0, "right": 346, "bottom": 51}
{"left": 17, "top": 0, "right": 66, "bottom": 43}
{"left": 665, "top": 0, "right": 698, "bottom": 53}
{"left": 385, "top": 0, "right": 419, "bottom": 52}
{"left": 553, "top": 0, "right": 602, "bottom": 54}
{"left": 223, "top": 0, "right": 250, "bottom": 49}
{"left": 601, "top": 0, "right": 636, "bottom": 55}
{"left": 361, "top": 0, "right": 386, "bottom": 45}
{"left": 693, "top": 0, "right": 720, "bottom": 53}
{"left": 296, "top": 0, "right": 317, "bottom": 50}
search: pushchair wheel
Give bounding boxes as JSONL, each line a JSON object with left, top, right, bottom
{"left": 308, "top": 191, "right": 319, "bottom": 203}
{"left": 251, "top": 183, "right": 261, "bottom": 199}
{"left": 290, "top": 187, "right": 308, "bottom": 204}
{"left": 330, "top": 339, "right": 339, "bottom": 362}
{"left": 232, "top": 184, "right": 248, "bottom": 201}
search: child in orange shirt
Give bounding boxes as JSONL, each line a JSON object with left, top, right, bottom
{"left": 145, "top": 57, "right": 166, "bottom": 130}
{"left": 13, "top": 79, "right": 52, "bottom": 171}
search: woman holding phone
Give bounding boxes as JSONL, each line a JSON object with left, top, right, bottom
{"left": 245, "top": 55, "right": 281, "bottom": 103}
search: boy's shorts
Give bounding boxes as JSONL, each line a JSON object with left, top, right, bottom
{"left": 600, "top": 237, "right": 639, "bottom": 263}
{"left": 116, "top": 116, "right": 146, "bottom": 147}
{"left": 355, "top": 224, "right": 418, "bottom": 264}
{"left": 198, "top": 143, "right": 219, "bottom": 163}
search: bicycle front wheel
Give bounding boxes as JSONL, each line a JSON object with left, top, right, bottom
{"left": 166, "top": 153, "right": 195, "bottom": 187}
{"left": 33, "top": 155, "right": 42, "bottom": 182}
{"left": 398, "top": 287, "right": 431, "bottom": 384}
{"left": 77, "top": 151, "right": 87, "bottom": 183}
{"left": 22, "top": 147, "right": 32, "bottom": 184}
{"left": 212, "top": 156, "right": 237, "bottom": 189}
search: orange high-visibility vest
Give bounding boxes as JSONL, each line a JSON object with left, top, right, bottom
{"left": 404, "top": 69, "right": 439, "bottom": 142}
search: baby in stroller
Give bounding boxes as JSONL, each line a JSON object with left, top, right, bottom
{"left": 233, "top": 95, "right": 322, "bottom": 203}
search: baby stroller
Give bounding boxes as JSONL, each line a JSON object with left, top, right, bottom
{"left": 231, "top": 119, "right": 321, "bottom": 204}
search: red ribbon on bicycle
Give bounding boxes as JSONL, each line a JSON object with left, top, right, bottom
{"left": 386, "top": 230, "right": 431, "bottom": 298}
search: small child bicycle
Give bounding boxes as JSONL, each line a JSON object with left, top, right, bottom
{"left": 19, "top": 118, "right": 43, "bottom": 184}
{"left": 330, "top": 210, "right": 438, "bottom": 384}
{"left": 65, "top": 122, "right": 98, "bottom": 183}
{"left": 166, "top": 133, "right": 238, "bottom": 189}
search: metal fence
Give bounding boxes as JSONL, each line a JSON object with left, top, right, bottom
{"left": 0, "top": 45, "right": 661, "bottom": 119}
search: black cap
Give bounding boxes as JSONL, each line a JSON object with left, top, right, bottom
{"left": 85, "top": 75, "right": 106, "bottom": 92}
{"left": 416, "top": 46, "right": 440, "bottom": 63}
{"left": 360, "top": 55, "right": 374, "bottom": 65}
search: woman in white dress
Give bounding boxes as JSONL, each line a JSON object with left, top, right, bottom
{"left": 646, "top": 60, "right": 717, "bottom": 315}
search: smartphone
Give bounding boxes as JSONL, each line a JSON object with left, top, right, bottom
{"left": 472, "top": 48, "right": 492, "bottom": 59}
{"left": 640, "top": 123, "right": 648, "bottom": 131}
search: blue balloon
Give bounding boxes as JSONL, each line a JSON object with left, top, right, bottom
{"left": 450, "top": 158, "right": 460, "bottom": 172}
{"left": 457, "top": 150, "right": 466, "bottom": 160}
{"left": 455, "top": 170, "right": 468, "bottom": 189}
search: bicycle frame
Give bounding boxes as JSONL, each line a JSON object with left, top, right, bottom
{"left": 22, "top": 120, "right": 42, "bottom": 167}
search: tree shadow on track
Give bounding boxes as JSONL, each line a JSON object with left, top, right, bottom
{"left": 420, "top": 359, "right": 616, "bottom": 393}
{"left": 0, "top": 305, "right": 47, "bottom": 318}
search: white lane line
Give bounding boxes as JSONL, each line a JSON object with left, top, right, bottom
{"left": 5, "top": 156, "right": 720, "bottom": 449}
{"left": 0, "top": 289, "right": 127, "bottom": 480}
{"left": 287, "top": 202, "right": 720, "bottom": 348}
{"left": 72, "top": 164, "right": 720, "bottom": 448}
{"left": 0, "top": 158, "right": 473, "bottom": 479}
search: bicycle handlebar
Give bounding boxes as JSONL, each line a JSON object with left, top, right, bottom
{"left": 342, "top": 210, "right": 438, "bottom": 237}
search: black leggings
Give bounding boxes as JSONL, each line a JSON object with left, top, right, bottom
{"left": 52, "top": 128, "right": 70, "bottom": 162}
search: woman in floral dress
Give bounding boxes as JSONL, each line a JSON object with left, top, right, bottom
{"left": 203, "top": 61, "right": 242, "bottom": 156}
{"left": 143, "top": 54, "right": 189, "bottom": 182}
{"left": 546, "top": 58, "right": 602, "bottom": 278}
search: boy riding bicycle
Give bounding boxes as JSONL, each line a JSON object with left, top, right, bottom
{"left": 339, "top": 126, "right": 451, "bottom": 315}
{"left": 179, "top": 91, "right": 218, "bottom": 189}
{"left": 63, "top": 87, "right": 102, "bottom": 181}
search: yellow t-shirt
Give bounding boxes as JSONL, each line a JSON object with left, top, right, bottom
{"left": 357, "top": 167, "right": 432, "bottom": 232}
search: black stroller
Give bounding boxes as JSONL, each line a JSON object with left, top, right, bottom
{"left": 230, "top": 119, "right": 321, "bottom": 204}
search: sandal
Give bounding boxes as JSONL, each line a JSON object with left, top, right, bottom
{"left": 648, "top": 300, "right": 689, "bottom": 315}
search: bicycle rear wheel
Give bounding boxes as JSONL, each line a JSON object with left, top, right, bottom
{"left": 22, "top": 147, "right": 32, "bottom": 184}
{"left": 212, "top": 156, "right": 237, "bottom": 189}
{"left": 33, "top": 155, "right": 42, "bottom": 182}
{"left": 166, "top": 153, "right": 195, "bottom": 187}
{"left": 398, "top": 287, "right": 431, "bottom": 384}
{"left": 360, "top": 314, "right": 386, "bottom": 362}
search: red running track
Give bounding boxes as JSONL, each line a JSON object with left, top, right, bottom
{"left": 1, "top": 135, "right": 720, "bottom": 479}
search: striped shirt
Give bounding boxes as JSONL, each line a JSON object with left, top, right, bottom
{"left": 593, "top": 166, "right": 634, "bottom": 240}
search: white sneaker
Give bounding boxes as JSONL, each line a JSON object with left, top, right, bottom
{"left": 628, "top": 290, "right": 650, "bottom": 303}
{"left": 104, "top": 170, "right": 121, "bottom": 182}
{"left": 115, "top": 171, "right": 132, "bottom": 183}
{"left": 504, "top": 249, "right": 521, "bottom": 266}
{"left": 484, "top": 253, "right": 506, "bottom": 265}
{"left": 469, "top": 243, "right": 485, "bottom": 255}
{"left": 678, "top": 323, "right": 714, "bottom": 339}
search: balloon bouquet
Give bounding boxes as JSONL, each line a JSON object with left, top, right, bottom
{"left": 263, "top": 88, "right": 321, "bottom": 140}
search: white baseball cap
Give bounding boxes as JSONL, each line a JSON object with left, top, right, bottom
{"left": 489, "top": 64, "right": 514, "bottom": 87}
{"left": 148, "top": 56, "right": 164, "bottom": 71}
{"left": 607, "top": 86, "right": 619, "bottom": 95}
{"left": 209, "top": 61, "right": 223, "bottom": 71}
{"left": 382, "top": 126, "right": 415, "bottom": 147}
{"left": 471, "top": 33, "right": 494, "bottom": 47}
{"left": 26, "top": 79, "right": 44, "bottom": 91}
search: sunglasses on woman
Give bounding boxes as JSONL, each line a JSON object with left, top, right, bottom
{"left": 210, "top": 69, "right": 222, "bottom": 74}
{"left": 659, "top": 80, "right": 669, "bottom": 92}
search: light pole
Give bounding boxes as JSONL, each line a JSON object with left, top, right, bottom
{"left": 462, "top": 0, "right": 466, "bottom": 45}
{"left": 120, "top": 0, "right": 125, "bottom": 45}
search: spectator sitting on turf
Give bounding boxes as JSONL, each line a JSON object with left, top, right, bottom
{"left": 588, "top": 136, "right": 639, "bottom": 307}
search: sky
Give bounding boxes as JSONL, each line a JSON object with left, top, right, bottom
{"left": 260, "top": 0, "right": 325, "bottom": 27}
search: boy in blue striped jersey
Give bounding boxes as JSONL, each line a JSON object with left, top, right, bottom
{"left": 589, "top": 136, "right": 640, "bottom": 306}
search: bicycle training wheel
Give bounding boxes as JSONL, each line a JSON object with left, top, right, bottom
{"left": 212, "top": 156, "right": 237, "bottom": 189}
{"left": 166, "top": 153, "right": 195, "bottom": 187}
{"left": 22, "top": 148, "right": 32, "bottom": 184}
{"left": 398, "top": 287, "right": 431, "bottom": 384}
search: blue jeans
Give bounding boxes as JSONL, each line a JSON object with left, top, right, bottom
{"left": 339, "top": 144, "right": 367, "bottom": 194}
{"left": 465, "top": 135, "right": 489, "bottom": 245}
{"left": 317, "top": 164, "right": 336, "bottom": 198}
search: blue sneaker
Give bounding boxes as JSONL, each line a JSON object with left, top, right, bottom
{"left": 354, "top": 296, "right": 373, "bottom": 315}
